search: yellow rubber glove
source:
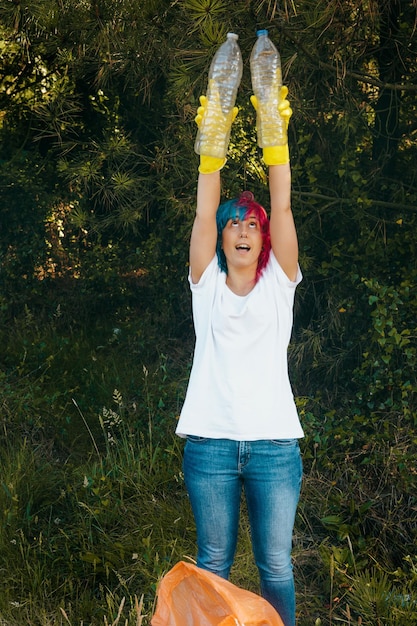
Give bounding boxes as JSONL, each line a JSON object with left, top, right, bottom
{"left": 195, "top": 83, "right": 239, "bottom": 174}
{"left": 250, "top": 85, "right": 292, "bottom": 166}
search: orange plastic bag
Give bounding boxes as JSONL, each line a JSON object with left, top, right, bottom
{"left": 151, "top": 561, "right": 284, "bottom": 626}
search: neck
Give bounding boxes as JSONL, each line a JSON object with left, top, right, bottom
{"left": 226, "top": 268, "right": 257, "bottom": 296}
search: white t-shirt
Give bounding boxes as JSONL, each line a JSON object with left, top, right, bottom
{"left": 176, "top": 253, "right": 304, "bottom": 440}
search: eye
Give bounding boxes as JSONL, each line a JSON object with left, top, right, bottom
{"left": 249, "top": 220, "right": 258, "bottom": 228}
{"left": 231, "top": 218, "right": 239, "bottom": 226}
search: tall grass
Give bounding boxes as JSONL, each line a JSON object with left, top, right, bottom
{"left": 0, "top": 390, "right": 192, "bottom": 624}
{"left": 1, "top": 307, "right": 416, "bottom": 625}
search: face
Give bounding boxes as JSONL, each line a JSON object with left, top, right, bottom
{"left": 221, "top": 213, "right": 263, "bottom": 272}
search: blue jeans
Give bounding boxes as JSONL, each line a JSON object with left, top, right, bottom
{"left": 183, "top": 437, "right": 302, "bottom": 626}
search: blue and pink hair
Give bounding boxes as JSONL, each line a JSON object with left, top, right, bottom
{"left": 216, "top": 191, "right": 271, "bottom": 281}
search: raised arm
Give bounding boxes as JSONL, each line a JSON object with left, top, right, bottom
{"left": 190, "top": 83, "right": 239, "bottom": 283}
{"left": 269, "top": 163, "right": 298, "bottom": 282}
{"left": 251, "top": 85, "right": 298, "bottom": 281}
{"left": 189, "top": 171, "right": 221, "bottom": 284}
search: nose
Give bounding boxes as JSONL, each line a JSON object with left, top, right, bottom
{"left": 239, "top": 222, "right": 248, "bottom": 237}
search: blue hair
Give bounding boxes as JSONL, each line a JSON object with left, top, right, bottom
{"left": 215, "top": 191, "right": 271, "bottom": 278}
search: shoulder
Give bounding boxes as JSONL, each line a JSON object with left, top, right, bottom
{"left": 263, "top": 252, "right": 302, "bottom": 288}
{"left": 189, "top": 255, "right": 221, "bottom": 292}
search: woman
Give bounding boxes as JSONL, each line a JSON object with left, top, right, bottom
{"left": 176, "top": 86, "right": 303, "bottom": 626}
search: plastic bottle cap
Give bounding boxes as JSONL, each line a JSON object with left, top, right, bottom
{"left": 256, "top": 29, "right": 268, "bottom": 36}
{"left": 227, "top": 32, "right": 239, "bottom": 40}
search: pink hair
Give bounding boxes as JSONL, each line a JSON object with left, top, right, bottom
{"left": 216, "top": 191, "right": 271, "bottom": 282}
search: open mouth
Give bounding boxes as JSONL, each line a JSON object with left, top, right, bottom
{"left": 235, "top": 244, "right": 250, "bottom": 251}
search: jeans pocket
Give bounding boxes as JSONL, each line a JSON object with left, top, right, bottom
{"left": 186, "top": 435, "right": 208, "bottom": 443}
{"left": 270, "top": 438, "right": 299, "bottom": 447}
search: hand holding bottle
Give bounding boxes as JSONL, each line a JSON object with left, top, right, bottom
{"left": 250, "top": 29, "right": 292, "bottom": 166}
{"left": 250, "top": 85, "right": 292, "bottom": 165}
{"left": 195, "top": 85, "right": 239, "bottom": 174}
{"left": 194, "top": 33, "right": 242, "bottom": 174}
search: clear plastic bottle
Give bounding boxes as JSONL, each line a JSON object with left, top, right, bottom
{"left": 250, "top": 29, "right": 286, "bottom": 148}
{"left": 195, "top": 33, "right": 243, "bottom": 160}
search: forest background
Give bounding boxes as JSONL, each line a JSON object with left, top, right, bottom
{"left": 1, "top": 0, "right": 416, "bottom": 624}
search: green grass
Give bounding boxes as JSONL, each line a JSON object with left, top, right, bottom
{"left": 1, "top": 307, "right": 416, "bottom": 625}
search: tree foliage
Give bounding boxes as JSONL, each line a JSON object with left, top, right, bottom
{"left": 1, "top": 0, "right": 416, "bottom": 395}
{"left": 1, "top": 0, "right": 416, "bottom": 440}
{"left": 1, "top": 1, "right": 417, "bottom": 622}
